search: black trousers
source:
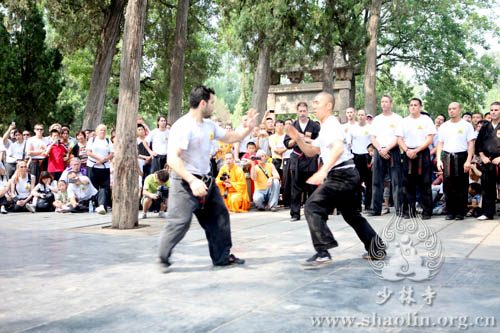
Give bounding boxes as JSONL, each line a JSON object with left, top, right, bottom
{"left": 304, "top": 166, "right": 385, "bottom": 255}
{"left": 151, "top": 154, "right": 167, "bottom": 173}
{"left": 353, "top": 153, "right": 372, "bottom": 211}
{"left": 480, "top": 162, "right": 500, "bottom": 218}
{"left": 158, "top": 174, "right": 233, "bottom": 265}
{"left": 401, "top": 149, "right": 433, "bottom": 217}
{"left": 372, "top": 147, "right": 403, "bottom": 215}
{"left": 29, "top": 159, "right": 43, "bottom": 185}
{"left": 443, "top": 151, "right": 469, "bottom": 217}
{"left": 282, "top": 158, "right": 292, "bottom": 207}
{"left": 290, "top": 170, "right": 317, "bottom": 218}
{"left": 70, "top": 193, "right": 107, "bottom": 213}
{"left": 86, "top": 167, "right": 110, "bottom": 209}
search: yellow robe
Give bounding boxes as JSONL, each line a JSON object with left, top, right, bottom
{"left": 216, "top": 164, "right": 250, "bottom": 213}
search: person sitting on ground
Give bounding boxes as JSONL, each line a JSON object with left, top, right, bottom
{"left": 31, "top": 171, "right": 57, "bottom": 212}
{"left": 467, "top": 183, "right": 482, "bottom": 218}
{"left": 53, "top": 180, "right": 71, "bottom": 213}
{"left": 141, "top": 169, "right": 169, "bottom": 219}
{"left": 216, "top": 152, "right": 250, "bottom": 213}
{"left": 60, "top": 157, "right": 88, "bottom": 184}
{"left": 250, "top": 149, "right": 280, "bottom": 211}
{"left": 67, "top": 171, "right": 102, "bottom": 213}
{"left": 0, "top": 163, "right": 11, "bottom": 214}
{"left": 10, "top": 161, "right": 36, "bottom": 213}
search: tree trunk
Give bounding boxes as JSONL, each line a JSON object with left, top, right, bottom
{"left": 82, "top": 0, "right": 127, "bottom": 131}
{"left": 112, "top": 0, "right": 147, "bottom": 229}
{"left": 363, "top": 0, "right": 382, "bottom": 116}
{"left": 167, "top": 0, "right": 190, "bottom": 125}
{"left": 350, "top": 74, "right": 356, "bottom": 107}
{"left": 322, "top": 52, "right": 335, "bottom": 95}
{"left": 251, "top": 42, "right": 271, "bottom": 124}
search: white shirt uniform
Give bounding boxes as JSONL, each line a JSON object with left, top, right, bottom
{"left": 396, "top": 115, "right": 436, "bottom": 148}
{"left": 277, "top": 135, "right": 292, "bottom": 159}
{"left": 313, "top": 116, "right": 353, "bottom": 171}
{"left": 438, "top": 119, "right": 476, "bottom": 153}
{"left": 87, "top": 138, "right": 114, "bottom": 169}
{"left": 14, "top": 174, "right": 33, "bottom": 199}
{"left": 168, "top": 114, "right": 226, "bottom": 175}
{"left": 68, "top": 176, "right": 98, "bottom": 201}
{"left": 6, "top": 141, "right": 26, "bottom": 163}
{"left": 146, "top": 128, "right": 169, "bottom": 155}
{"left": 27, "top": 136, "right": 50, "bottom": 160}
{"left": 371, "top": 113, "right": 403, "bottom": 148}
{"left": 350, "top": 124, "right": 373, "bottom": 155}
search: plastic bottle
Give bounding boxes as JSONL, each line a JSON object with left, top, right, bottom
{"left": 89, "top": 200, "right": 94, "bottom": 213}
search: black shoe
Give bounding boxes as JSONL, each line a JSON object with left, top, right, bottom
{"left": 290, "top": 216, "right": 300, "bottom": 222}
{"left": 362, "top": 251, "right": 387, "bottom": 260}
{"left": 445, "top": 215, "right": 455, "bottom": 220}
{"left": 302, "top": 251, "right": 332, "bottom": 266}
{"left": 455, "top": 215, "right": 464, "bottom": 220}
{"left": 216, "top": 254, "right": 245, "bottom": 266}
{"left": 156, "top": 258, "right": 171, "bottom": 273}
{"left": 369, "top": 211, "right": 381, "bottom": 216}
{"left": 257, "top": 207, "right": 265, "bottom": 211}
{"left": 422, "top": 215, "right": 431, "bottom": 220}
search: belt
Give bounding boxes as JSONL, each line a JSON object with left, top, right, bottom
{"left": 330, "top": 159, "right": 355, "bottom": 171}
{"left": 443, "top": 151, "right": 467, "bottom": 177}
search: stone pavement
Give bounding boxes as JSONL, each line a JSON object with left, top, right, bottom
{"left": 1, "top": 209, "right": 499, "bottom": 332}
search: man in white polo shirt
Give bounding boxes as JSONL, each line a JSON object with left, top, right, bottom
{"left": 67, "top": 171, "right": 101, "bottom": 213}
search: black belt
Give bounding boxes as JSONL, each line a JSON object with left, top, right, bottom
{"left": 443, "top": 151, "right": 467, "bottom": 177}
{"left": 331, "top": 159, "right": 354, "bottom": 171}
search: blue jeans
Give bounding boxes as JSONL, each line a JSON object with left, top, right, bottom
{"left": 253, "top": 179, "right": 280, "bottom": 209}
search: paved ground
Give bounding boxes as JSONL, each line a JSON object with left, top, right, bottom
{"left": 1, "top": 208, "right": 499, "bottom": 332}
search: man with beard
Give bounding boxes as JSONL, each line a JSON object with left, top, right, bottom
{"left": 157, "top": 85, "right": 258, "bottom": 271}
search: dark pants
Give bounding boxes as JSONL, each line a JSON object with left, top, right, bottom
{"left": 70, "top": 193, "right": 106, "bottom": 213}
{"left": 372, "top": 148, "right": 403, "bottom": 215}
{"left": 29, "top": 159, "right": 43, "bottom": 185}
{"left": 304, "top": 166, "right": 385, "bottom": 255}
{"left": 290, "top": 170, "right": 317, "bottom": 218}
{"left": 86, "top": 167, "right": 110, "bottom": 210}
{"left": 353, "top": 153, "right": 372, "bottom": 211}
{"left": 158, "top": 174, "right": 233, "bottom": 265}
{"left": 443, "top": 151, "right": 469, "bottom": 217}
{"left": 272, "top": 158, "right": 283, "bottom": 180}
{"left": 282, "top": 158, "right": 292, "bottom": 207}
{"left": 480, "top": 162, "right": 500, "bottom": 219}
{"left": 50, "top": 172, "right": 62, "bottom": 181}
{"left": 6, "top": 162, "right": 17, "bottom": 179}
{"left": 401, "top": 149, "right": 433, "bottom": 217}
{"left": 151, "top": 155, "right": 167, "bottom": 173}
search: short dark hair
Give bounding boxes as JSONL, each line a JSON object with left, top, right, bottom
{"left": 296, "top": 102, "right": 308, "bottom": 110}
{"left": 157, "top": 169, "right": 169, "bottom": 183}
{"left": 490, "top": 101, "right": 500, "bottom": 107}
{"left": 410, "top": 97, "right": 422, "bottom": 106}
{"left": 265, "top": 117, "right": 273, "bottom": 122}
{"left": 381, "top": 94, "right": 393, "bottom": 102}
{"left": 50, "top": 129, "right": 60, "bottom": 136}
{"left": 472, "top": 112, "right": 483, "bottom": 117}
{"left": 189, "top": 85, "right": 215, "bottom": 109}
{"left": 462, "top": 112, "right": 472, "bottom": 117}
{"left": 366, "top": 143, "right": 375, "bottom": 150}
{"left": 275, "top": 120, "right": 284, "bottom": 125}
{"left": 485, "top": 112, "right": 491, "bottom": 116}
{"left": 137, "top": 123, "right": 145, "bottom": 129}
{"left": 157, "top": 115, "right": 167, "bottom": 127}
{"left": 75, "top": 130, "right": 86, "bottom": 139}
{"left": 436, "top": 114, "right": 447, "bottom": 121}
{"left": 39, "top": 171, "right": 53, "bottom": 183}
{"left": 285, "top": 118, "right": 294, "bottom": 123}
{"left": 247, "top": 141, "right": 256, "bottom": 148}
{"left": 469, "top": 182, "right": 481, "bottom": 194}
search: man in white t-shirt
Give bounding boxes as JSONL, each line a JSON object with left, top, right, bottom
{"left": 67, "top": 171, "right": 101, "bottom": 213}
{"left": 146, "top": 115, "right": 169, "bottom": 173}
{"left": 436, "top": 102, "right": 475, "bottom": 220}
{"left": 370, "top": 95, "right": 404, "bottom": 216}
{"left": 396, "top": 98, "right": 436, "bottom": 219}
{"left": 350, "top": 109, "right": 373, "bottom": 212}
{"left": 157, "top": 85, "right": 258, "bottom": 271}
{"left": 342, "top": 107, "right": 357, "bottom": 134}
{"left": 286, "top": 92, "right": 386, "bottom": 266}
{"left": 27, "top": 123, "right": 50, "bottom": 184}
{"left": 277, "top": 118, "right": 294, "bottom": 207}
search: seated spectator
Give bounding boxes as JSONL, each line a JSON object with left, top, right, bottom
{"left": 10, "top": 161, "right": 36, "bottom": 213}
{"left": 53, "top": 180, "right": 71, "bottom": 213}
{"left": 60, "top": 157, "right": 87, "bottom": 184}
{"left": 67, "top": 171, "right": 104, "bottom": 213}
{"left": 250, "top": 149, "right": 280, "bottom": 211}
{"left": 31, "top": 171, "right": 57, "bottom": 212}
{"left": 141, "top": 169, "right": 169, "bottom": 219}
{"left": 46, "top": 129, "right": 68, "bottom": 181}
{"left": 467, "top": 183, "right": 482, "bottom": 218}
{"left": 0, "top": 162, "right": 10, "bottom": 214}
{"left": 216, "top": 153, "right": 250, "bottom": 213}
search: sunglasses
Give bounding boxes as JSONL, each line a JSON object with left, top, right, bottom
{"left": 23, "top": 134, "right": 30, "bottom": 136}
{"left": 35, "top": 128, "right": 44, "bottom": 131}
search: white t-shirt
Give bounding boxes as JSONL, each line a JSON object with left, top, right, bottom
{"left": 350, "top": 124, "right": 373, "bottom": 154}
{"left": 27, "top": 136, "right": 50, "bottom": 160}
{"left": 87, "top": 138, "right": 114, "bottom": 169}
{"left": 438, "top": 119, "right": 476, "bottom": 153}
{"left": 6, "top": 141, "right": 26, "bottom": 163}
{"left": 14, "top": 174, "right": 33, "bottom": 199}
{"left": 277, "top": 135, "right": 292, "bottom": 159}
{"left": 68, "top": 176, "right": 98, "bottom": 201}
{"left": 371, "top": 113, "right": 403, "bottom": 148}
{"left": 168, "top": 114, "right": 226, "bottom": 175}
{"left": 312, "top": 116, "right": 353, "bottom": 170}
{"left": 146, "top": 128, "right": 169, "bottom": 155}
{"left": 396, "top": 115, "right": 436, "bottom": 148}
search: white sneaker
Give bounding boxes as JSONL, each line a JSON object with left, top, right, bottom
{"left": 477, "top": 215, "right": 490, "bottom": 221}
{"left": 96, "top": 205, "right": 106, "bottom": 215}
{"left": 141, "top": 212, "right": 147, "bottom": 219}
{"left": 1, "top": 205, "right": 7, "bottom": 214}
{"left": 55, "top": 207, "right": 63, "bottom": 213}
{"left": 62, "top": 207, "right": 71, "bottom": 213}
{"left": 26, "top": 203, "right": 35, "bottom": 213}
{"left": 158, "top": 211, "right": 166, "bottom": 218}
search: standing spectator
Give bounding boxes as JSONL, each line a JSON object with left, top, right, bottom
{"left": 484, "top": 112, "right": 491, "bottom": 121}
{"left": 342, "top": 107, "right": 357, "bottom": 134}
{"left": 264, "top": 116, "right": 275, "bottom": 135}
{"left": 250, "top": 150, "right": 280, "bottom": 211}
{"left": 216, "top": 152, "right": 250, "bottom": 213}
{"left": 22, "top": 131, "right": 31, "bottom": 141}
{"left": 3, "top": 126, "right": 26, "bottom": 179}
{"left": 429, "top": 114, "right": 446, "bottom": 159}
{"left": 147, "top": 115, "right": 169, "bottom": 173}
{"left": 255, "top": 124, "right": 271, "bottom": 157}
{"left": 137, "top": 124, "right": 154, "bottom": 184}
{"left": 474, "top": 101, "right": 500, "bottom": 220}
{"left": 46, "top": 129, "right": 68, "bottom": 181}
{"left": 396, "top": 98, "right": 436, "bottom": 219}
{"left": 462, "top": 112, "right": 472, "bottom": 123}
{"left": 370, "top": 95, "right": 403, "bottom": 216}
{"left": 10, "top": 161, "right": 36, "bottom": 213}
{"left": 269, "top": 120, "right": 287, "bottom": 181}
{"left": 471, "top": 112, "right": 483, "bottom": 132}
{"left": 60, "top": 127, "right": 77, "bottom": 164}
{"left": 277, "top": 118, "right": 294, "bottom": 208}
{"left": 27, "top": 123, "right": 50, "bottom": 184}
{"left": 75, "top": 131, "right": 88, "bottom": 168}
{"left": 350, "top": 109, "right": 373, "bottom": 212}
{"left": 283, "top": 102, "right": 321, "bottom": 222}
{"left": 366, "top": 114, "right": 373, "bottom": 124}
{"left": 234, "top": 125, "right": 258, "bottom": 160}
{"left": 86, "top": 124, "right": 114, "bottom": 214}
{"left": 436, "top": 102, "right": 475, "bottom": 220}
{"left": 137, "top": 115, "right": 150, "bottom": 136}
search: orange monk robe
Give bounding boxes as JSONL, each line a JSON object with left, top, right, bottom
{"left": 215, "top": 142, "right": 233, "bottom": 160}
{"left": 216, "top": 164, "right": 250, "bottom": 213}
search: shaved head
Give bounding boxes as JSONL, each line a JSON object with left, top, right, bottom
{"left": 317, "top": 92, "right": 335, "bottom": 110}
{"left": 449, "top": 102, "right": 461, "bottom": 110}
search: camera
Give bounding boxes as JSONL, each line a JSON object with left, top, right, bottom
{"left": 219, "top": 172, "right": 229, "bottom": 181}
{"left": 250, "top": 155, "right": 260, "bottom": 161}
{"left": 58, "top": 139, "right": 62, "bottom": 144}
{"left": 156, "top": 185, "right": 169, "bottom": 201}
{"left": 68, "top": 178, "right": 77, "bottom": 184}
